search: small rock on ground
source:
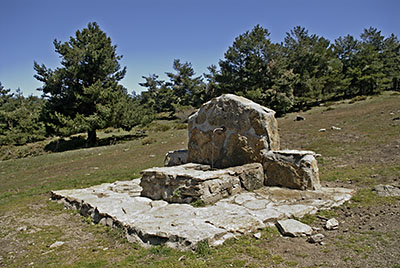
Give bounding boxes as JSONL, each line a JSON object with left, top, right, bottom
{"left": 49, "top": 241, "right": 65, "bottom": 248}
{"left": 307, "top": 233, "right": 325, "bottom": 244}
{"left": 325, "top": 218, "right": 339, "bottom": 230}
{"left": 276, "top": 219, "right": 312, "bottom": 237}
{"left": 17, "top": 226, "right": 27, "bottom": 232}
{"left": 373, "top": 184, "right": 400, "bottom": 197}
{"left": 253, "top": 232, "right": 262, "bottom": 239}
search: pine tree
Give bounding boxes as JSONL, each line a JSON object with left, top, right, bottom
{"left": 284, "top": 26, "right": 335, "bottom": 105}
{"left": 138, "top": 74, "right": 176, "bottom": 113}
{"left": 344, "top": 27, "right": 388, "bottom": 96}
{"left": 333, "top": 34, "right": 359, "bottom": 97}
{"left": 216, "top": 25, "right": 296, "bottom": 114}
{"left": 218, "top": 25, "right": 273, "bottom": 95}
{"left": 34, "top": 22, "right": 128, "bottom": 145}
{"left": 203, "top": 65, "right": 219, "bottom": 101}
{"left": 0, "top": 83, "right": 46, "bottom": 145}
{"left": 165, "top": 59, "right": 205, "bottom": 107}
{"left": 382, "top": 34, "right": 400, "bottom": 91}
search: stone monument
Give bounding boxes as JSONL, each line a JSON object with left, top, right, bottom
{"left": 154, "top": 94, "right": 321, "bottom": 205}
{"left": 51, "top": 94, "right": 353, "bottom": 250}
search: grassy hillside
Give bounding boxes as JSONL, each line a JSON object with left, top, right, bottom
{"left": 0, "top": 92, "right": 399, "bottom": 267}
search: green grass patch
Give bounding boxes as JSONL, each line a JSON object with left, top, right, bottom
{"left": 70, "top": 260, "right": 109, "bottom": 268}
{"left": 298, "top": 214, "right": 317, "bottom": 225}
{"left": 149, "top": 245, "right": 175, "bottom": 256}
{"left": 350, "top": 188, "right": 399, "bottom": 208}
{"left": 196, "top": 240, "right": 213, "bottom": 256}
{"left": 317, "top": 209, "right": 339, "bottom": 219}
{"left": 261, "top": 226, "right": 280, "bottom": 239}
{"left": 336, "top": 233, "right": 375, "bottom": 255}
{"left": 190, "top": 199, "right": 206, "bottom": 207}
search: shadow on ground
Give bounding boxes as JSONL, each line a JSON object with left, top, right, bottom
{"left": 44, "top": 132, "right": 147, "bottom": 153}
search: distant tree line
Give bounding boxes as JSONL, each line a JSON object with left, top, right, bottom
{"left": 140, "top": 25, "right": 400, "bottom": 115}
{"left": 1, "top": 23, "right": 399, "bottom": 146}
{"left": 0, "top": 84, "right": 46, "bottom": 145}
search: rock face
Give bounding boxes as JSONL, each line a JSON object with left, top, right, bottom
{"left": 229, "top": 163, "right": 265, "bottom": 191}
{"left": 140, "top": 163, "right": 264, "bottom": 204}
{"left": 263, "top": 150, "right": 321, "bottom": 190}
{"left": 187, "top": 94, "right": 280, "bottom": 168}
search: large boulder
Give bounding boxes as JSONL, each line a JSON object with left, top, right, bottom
{"left": 187, "top": 94, "right": 280, "bottom": 168}
{"left": 263, "top": 150, "right": 321, "bottom": 190}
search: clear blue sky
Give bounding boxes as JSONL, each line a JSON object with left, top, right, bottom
{"left": 0, "top": 0, "right": 399, "bottom": 96}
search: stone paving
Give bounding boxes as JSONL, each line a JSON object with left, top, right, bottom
{"left": 52, "top": 179, "right": 354, "bottom": 250}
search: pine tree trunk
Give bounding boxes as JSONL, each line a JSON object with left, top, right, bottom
{"left": 87, "top": 129, "right": 97, "bottom": 146}
{"left": 394, "top": 78, "right": 398, "bottom": 91}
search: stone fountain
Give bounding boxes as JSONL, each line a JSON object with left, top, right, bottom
{"left": 52, "top": 94, "right": 354, "bottom": 250}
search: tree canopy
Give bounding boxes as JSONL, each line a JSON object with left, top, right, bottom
{"left": 203, "top": 25, "right": 400, "bottom": 112}
{"left": 0, "top": 83, "right": 45, "bottom": 145}
{"left": 215, "top": 25, "right": 297, "bottom": 114}
{"left": 34, "top": 22, "right": 129, "bottom": 145}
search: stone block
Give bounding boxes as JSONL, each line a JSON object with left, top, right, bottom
{"left": 373, "top": 184, "right": 400, "bottom": 197}
{"left": 140, "top": 163, "right": 264, "bottom": 204}
{"left": 187, "top": 94, "right": 280, "bottom": 168}
{"left": 229, "top": 163, "right": 264, "bottom": 191}
{"left": 263, "top": 150, "right": 321, "bottom": 190}
{"left": 164, "top": 149, "right": 188, "bottom": 166}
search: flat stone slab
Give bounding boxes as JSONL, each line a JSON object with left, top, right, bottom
{"left": 51, "top": 180, "right": 354, "bottom": 250}
{"left": 276, "top": 219, "right": 313, "bottom": 237}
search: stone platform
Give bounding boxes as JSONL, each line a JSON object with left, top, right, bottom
{"left": 140, "top": 163, "right": 264, "bottom": 204}
{"left": 52, "top": 180, "right": 354, "bottom": 250}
